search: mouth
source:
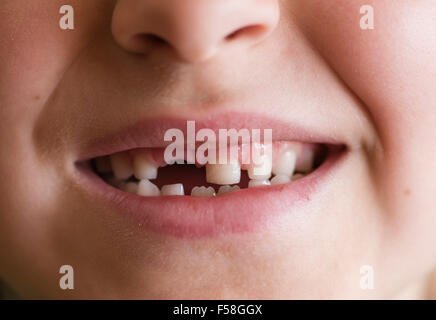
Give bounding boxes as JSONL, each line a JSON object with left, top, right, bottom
{"left": 75, "top": 113, "right": 348, "bottom": 238}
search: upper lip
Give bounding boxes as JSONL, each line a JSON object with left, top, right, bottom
{"left": 77, "top": 111, "right": 347, "bottom": 161}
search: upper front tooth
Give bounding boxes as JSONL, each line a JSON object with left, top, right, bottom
{"left": 161, "top": 184, "right": 185, "bottom": 196}
{"left": 110, "top": 153, "right": 133, "bottom": 180}
{"left": 271, "top": 174, "right": 291, "bottom": 185}
{"left": 247, "top": 154, "right": 272, "bottom": 180}
{"left": 272, "top": 150, "right": 297, "bottom": 177}
{"left": 206, "top": 160, "right": 241, "bottom": 185}
{"left": 191, "top": 186, "right": 216, "bottom": 197}
{"left": 137, "top": 179, "right": 160, "bottom": 196}
{"left": 217, "top": 185, "right": 240, "bottom": 196}
{"left": 133, "top": 154, "right": 158, "bottom": 180}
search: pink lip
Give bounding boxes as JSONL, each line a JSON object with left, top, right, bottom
{"left": 74, "top": 112, "right": 348, "bottom": 238}
{"left": 76, "top": 112, "right": 345, "bottom": 160}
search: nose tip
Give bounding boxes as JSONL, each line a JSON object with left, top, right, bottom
{"left": 112, "top": 0, "right": 280, "bottom": 63}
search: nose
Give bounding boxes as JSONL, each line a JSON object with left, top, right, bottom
{"left": 112, "top": 0, "right": 280, "bottom": 63}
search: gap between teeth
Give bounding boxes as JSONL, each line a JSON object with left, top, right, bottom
{"left": 101, "top": 146, "right": 313, "bottom": 197}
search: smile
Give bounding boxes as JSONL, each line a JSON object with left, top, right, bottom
{"left": 75, "top": 113, "right": 348, "bottom": 238}
{"left": 93, "top": 139, "right": 325, "bottom": 196}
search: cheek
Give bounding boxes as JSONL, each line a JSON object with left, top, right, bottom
{"left": 297, "top": 0, "right": 436, "bottom": 136}
{"left": 0, "top": 0, "right": 113, "bottom": 255}
{"left": 0, "top": 0, "right": 114, "bottom": 206}
{"left": 299, "top": 0, "right": 436, "bottom": 138}
{"left": 0, "top": 0, "right": 111, "bottom": 123}
{"left": 1, "top": 1, "right": 69, "bottom": 102}
{"left": 300, "top": 0, "right": 436, "bottom": 258}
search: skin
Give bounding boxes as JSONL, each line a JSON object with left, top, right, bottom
{"left": 0, "top": 0, "right": 435, "bottom": 299}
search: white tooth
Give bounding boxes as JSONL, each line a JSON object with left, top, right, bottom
{"left": 271, "top": 174, "right": 291, "bottom": 186}
{"left": 133, "top": 154, "right": 158, "bottom": 180}
{"left": 292, "top": 173, "right": 305, "bottom": 181}
{"left": 217, "top": 185, "right": 240, "bottom": 196}
{"left": 120, "top": 182, "right": 138, "bottom": 194}
{"left": 248, "top": 179, "right": 271, "bottom": 188}
{"left": 206, "top": 160, "right": 241, "bottom": 185}
{"left": 137, "top": 179, "right": 160, "bottom": 196}
{"left": 95, "top": 156, "right": 112, "bottom": 174}
{"left": 247, "top": 154, "right": 272, "bottom": 180}
{"left": 191, "top": 186, "right": 216, "bottom": 197}
{"left": 296, "top": 149, "right": 315, "bottom": 173}
{"left": 110, "top": 153, "right": 133, "bottom": 180}
{"left": 272, "top": 150, "right": 296, "bottom": 177}
{"left": 161, "top": 184, "right": 184, "bottom": 196}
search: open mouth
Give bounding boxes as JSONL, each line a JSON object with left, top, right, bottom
{"left": 90, "top": 141, "right": 330, "bottom": 197}
{"left": 75, "top": 115, "right": 348, "bottom": 238}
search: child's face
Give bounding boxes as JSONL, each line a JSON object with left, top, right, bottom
{"left": 1, "top": 0, "right": 435, "bottom": 299}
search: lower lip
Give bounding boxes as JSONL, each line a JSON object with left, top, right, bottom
{"left": 75, "top": 149, "right": 347, "bottom": 238}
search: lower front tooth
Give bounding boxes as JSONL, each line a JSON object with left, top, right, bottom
{"left": 272, "top": 150, "right": 296, "bottom": 177}
{"left": 110, "top": 153, "right": 133, "bottom": 180}
{"left": 161, "top": 184, "right": 184, "bottom": 196}
{"left": 271, "top": 174, "right": 291, "bottom": 185}
{"left": 137, "top": 179, "right": 160, "bottom": 196}
{"left": 248, "top": 179, "right": 271, "bottom": 188}
{"left": 248, "top": 154, "right": 272, "bottom": 180}
{"left": 206, "top": 160, "right": 241, "bottom": 185}
{"left": 217, "top": 185, "right": 240, "bottom": 196}
{"left": 191, "top": 186, "right": 216, "bottom": 197}
{"left": 120, "top": 182, "right": 138, "bottom": 194}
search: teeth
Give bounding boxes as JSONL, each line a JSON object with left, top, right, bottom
{"left": 137, "top": 179, "right": 160, "bottom": 197}
{"left": 217, "top": 185, "right": 240, "bottom": 196}
{"left": 247, "top": 154, "right": 272, "bottom": 180}
{"left": 95, "top": 156, "right": 112, "bottom": 174}
{"left": 110, "top": 153, "right": 133, "bottom": 180}
{"left": 120, "top": 182, "right": 138, "bottom": 194}
{"left": 272, "top": 150, "right": 296, "bottom": 177}
{"left": 248, "top": 179, "right": 271, "bottom": 188}
{"left": 104, "top": 142, "right": 319, "bottom": 196}
{"left": 133, "top": 154, "right": 158, "bottom": 180}
{"left": 271, "top": 174, "right": 291, "bottom": 186}
{"left": 295, "top": 148, "right": 315, "bottom": 173}
{"left": 161, "top": 184, "right": 184, "bottom": 196}
{"left": 206, "top": 160, "right": 241, "bottom": 185}
{"left": 191, "top": 186, "right": 216, "bottom": 197}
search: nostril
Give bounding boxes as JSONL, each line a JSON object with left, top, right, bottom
{"left": 112, "top": 0, "right": 280, "bottom": 60}
{"left": 130, "top": 33, "right": 168, "bottom": 51}
{"left": 142, "top": 34, "right": 167, "bottom": 46}
{"left": 225, "top": 25, "right": 268, "bottom": 42}
{"left": 124, "top": 33, "right": 169, "bottom": 54}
